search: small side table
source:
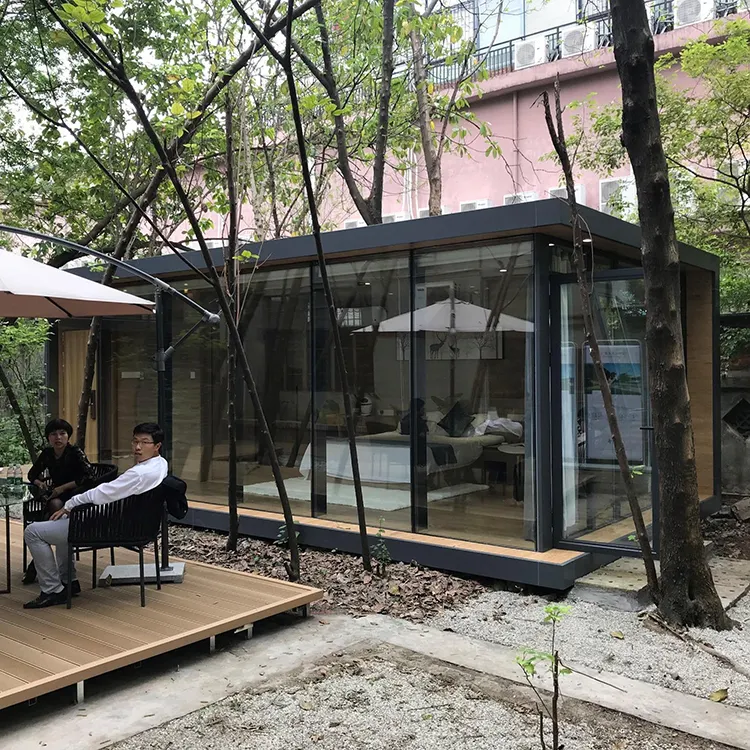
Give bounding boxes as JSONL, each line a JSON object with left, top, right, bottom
{"left": 486, "top": 445, "right": 526, "bottom": 503}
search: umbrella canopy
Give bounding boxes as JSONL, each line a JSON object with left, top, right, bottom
{"left": 0, "top": 249, "right": 154, "bottom": 317}
{"left": 355, "top": 298, "right": 533, "bottom": 333}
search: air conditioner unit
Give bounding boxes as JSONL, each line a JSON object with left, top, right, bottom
{"left": 382, "top": 213, "right": 406, "bottom": 224}
{"left": 459, "top": 199, "right": 490, "bottom": 212}
{"left": 418, "top": 207, "right": 445, "bottom": 218}
{"left": 599, "top": 176, "right": 636, "bottom": 216}
{"left": 674, "top": 0, "right": 713, "bottom": 27}
{"left": 343, "top": 219, "right": 366, "bottom": 230}
{"left": 549, "top": 185, "right": 586, "bottom": 205}
{"left": 514, "top": 38, "right": 545, "bottom": 70}
{"left": 503, "top": 192, "right": 538, "bottom": 205}
{"left": 561, "top": 24, "right": 596, "bottom": 58}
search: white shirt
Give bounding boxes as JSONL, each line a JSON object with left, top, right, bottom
{"left": 64, "top": 456, "right": 169, "bottom": 511}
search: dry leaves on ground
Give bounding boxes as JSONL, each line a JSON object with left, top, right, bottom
{"left": 169, "top": 526, "right": 487, "bottom": 622}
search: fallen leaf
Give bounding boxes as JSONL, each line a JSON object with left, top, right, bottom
{"left": 610, "top": 631, "right": 625, "bottom": 640}
{"left": 318, "top": 619, "right": 329, "bottom": 625}
{"left": 422, "top": 713, "right": 433, "bottom": 720}
{"left": 389, "top": 583, "right": 401, "bottom": 596}
{"left": 709, "top": 688, "right": 728, "bottom": 703}
{"left": 299, "top": 700, "right": 314, "bottom": 710}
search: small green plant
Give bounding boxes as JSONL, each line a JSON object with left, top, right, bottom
{"left": 371, "top": 517, "right": 391, "bottom": 577}
{"left": 274, "top": 523, "right": 299, "bottom": 548}
{"left": 516, "top": 603, "right": 572, "bottom": 750}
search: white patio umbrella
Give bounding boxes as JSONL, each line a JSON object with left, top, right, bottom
{"left": 0, "top": 248, "right": 154, "bottom": 317}
{"left": 355, "top": 298, "right": 533, "bottom": 333}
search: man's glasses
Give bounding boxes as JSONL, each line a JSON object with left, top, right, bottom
{"left": 131, "top": 439, "right": 155, "bottom": 447}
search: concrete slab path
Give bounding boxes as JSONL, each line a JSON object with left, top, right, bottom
{"left": 2, "top": 613, "right": 749, "bottom": 750}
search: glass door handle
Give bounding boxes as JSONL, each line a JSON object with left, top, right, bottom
{"left": 640, "top": 426, "right": 654, "bottom": 431}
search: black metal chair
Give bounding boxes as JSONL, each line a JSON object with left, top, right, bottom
{"left": 23, "top": 462, "right": 118, "bottom": 572}
{"left": 66, "top": 485, "right": 165, "bottom": 608}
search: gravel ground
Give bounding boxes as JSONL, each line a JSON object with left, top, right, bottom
{"left": 431, "top": 589, "right": 750, "bottom": 709}
{"left": 112, "top": 647, "right": 724, "bottom": 750}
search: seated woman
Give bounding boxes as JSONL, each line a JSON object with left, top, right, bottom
{"left": 24, "top": 418, "right": 95, "bottom": 584}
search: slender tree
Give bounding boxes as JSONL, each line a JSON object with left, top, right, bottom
{"left": 233, "top": 0, "right": 373, "bottom": 571}
{"left": 225, "top": 93, "right": 241, "bottom": 552}
{"left": 610, "top": 0, "right": 729, "bottom": 628}
{"left": 40, "top": 0, "right": 305, "bottom": 581}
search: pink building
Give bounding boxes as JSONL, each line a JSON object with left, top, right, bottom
{"left": 358, "top": 0, "right": 750, "bottom": 225}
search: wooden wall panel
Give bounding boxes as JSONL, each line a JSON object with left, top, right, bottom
{"left": 58, "top": 330, "right": 98, "bottom": 461}
{"left": 685, "top": 269, "right": 715, "bottom": 498}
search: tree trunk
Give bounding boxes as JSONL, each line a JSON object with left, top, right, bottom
{"left": 409, "top": 27, "right": 442, "bottom": 216}
{"left": 75, "top": 317, "right": 101, "bottom": 452}
{"left": 541, "top": 81, "right": 660, "bottom": 601}
{"left": 0, "top": 360, "right": 38, "bottom": 461}
{"left": 225, "top": 95, "right": 240, "bottom": 552}
{"left": 610, "top": 0, "right": 729, "bottom": 628}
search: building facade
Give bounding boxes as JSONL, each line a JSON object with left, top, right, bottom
{"left": 51, "top": 202, "right": 720, "bottom": 588}
{"left": 365, "top": 0, "right": 749, "bottom": 225}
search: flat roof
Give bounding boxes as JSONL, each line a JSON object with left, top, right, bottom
{"left": 71, "top": 199, "right": 718, "bottom": 283}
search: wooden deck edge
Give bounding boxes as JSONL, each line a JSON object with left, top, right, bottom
{"left": 183, "top": 502, "right": 585, "bottom": 566}
{"left": 0, "top": 587, "right": 321, "bottom": 710}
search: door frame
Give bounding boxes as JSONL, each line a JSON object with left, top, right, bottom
{"left": 549, "top": 268, "right": 659, "bottom": 557}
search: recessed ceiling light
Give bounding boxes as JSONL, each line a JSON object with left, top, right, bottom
{"left": 583, "top": 238, "right": 592, "bottom": 243}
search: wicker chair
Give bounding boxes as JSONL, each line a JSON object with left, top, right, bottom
{"left": 23, "top": 462, "right": 118, "bottom": 572}
{"left": 66, "top": 485, "right": 165, "bottom": 608}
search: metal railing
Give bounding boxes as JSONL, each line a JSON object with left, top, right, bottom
{"left": 426, "top": 0, "right": 740, "bottom": 87}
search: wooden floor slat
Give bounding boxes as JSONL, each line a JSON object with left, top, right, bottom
{"left": 0, "top": 520, "right": 323, "bottom": 710}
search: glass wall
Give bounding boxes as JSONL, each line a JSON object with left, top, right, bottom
{"left": 169, "top": 279, "right": 223, "bottom": 502}
{"left": 238, "top": 267, "right": 312, "bottom": 517}
{"left": 92, "top": 239, "right": 536, "bottom": 550}
{"left": 414, "top": 241, "right": 535, "bottom": 548}
{"left": 315, "top": 255, "right": 412, "bottom": 530}
{"left": 101, "top": 285, "right": 158, "bottom": 473}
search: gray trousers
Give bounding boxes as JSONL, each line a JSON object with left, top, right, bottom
{"left": 24, "top": 519, "right": 76, "bottom": 595}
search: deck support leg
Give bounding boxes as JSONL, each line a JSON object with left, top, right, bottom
{"left": 234, "top": 624, "right": 253, "bottom": 640}
{"left": 208, "top": 635, "right": 216, "bottom": 654}
{"left": 75, "top": 681, "right": 85, "bottom": 705}
{"left": 292, "top": 604, "right": 310, "bottom": 618}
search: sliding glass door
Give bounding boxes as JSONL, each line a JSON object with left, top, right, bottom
{"left": 551, "top": 271, "right": 658, "bottom": 553}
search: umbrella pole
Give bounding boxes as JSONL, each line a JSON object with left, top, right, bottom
{"left": 155, "top": 289, "right": 172, "bottom": 572}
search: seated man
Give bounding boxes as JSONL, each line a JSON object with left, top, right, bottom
{"left": 24, "top": 418, "right": 96, "bottom": 584}
{"left": 23, "top": 423, "right": 168, "bottom": 609}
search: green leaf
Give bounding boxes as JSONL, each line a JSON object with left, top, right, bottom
{"left": 610, "top": 631, "right": 625, "bottom": 640}
{"left": 89, "top": 9, "right": 105, "bottom": 23}
{"left": 709, "top": 688, "right": 728, "bottom": 702}
{"left": 100, "top": 22, "right": 115, "bottom": 35}
{"left": 170, "top": 101, "right": 186, "bottom": 116}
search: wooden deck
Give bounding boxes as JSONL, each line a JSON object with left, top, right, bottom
{"left": 0, "top": 520, "right": 322, "bottom": 710}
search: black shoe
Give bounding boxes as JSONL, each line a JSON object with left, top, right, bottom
{"left": 63, "top": 580, "right": 81, "bottom": 597}
{"left": 23, "top": 590, "right": 67, "bottom": 609}
{"left": 22, "top": 561, "right": 37, "bottom": 585}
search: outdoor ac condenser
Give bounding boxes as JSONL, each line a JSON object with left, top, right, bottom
{"left": 514, "top": 38, "right": 545, "bottom": 70}
{"left": 674, "top": 0, "right": 714, "bottom": 27}
{"left": 561, "top": 24, "right": 596, "bottom": 58}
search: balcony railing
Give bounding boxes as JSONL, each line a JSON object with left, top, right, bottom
{"left": 426, "top": 0, "right": 740, "bottom": 87}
